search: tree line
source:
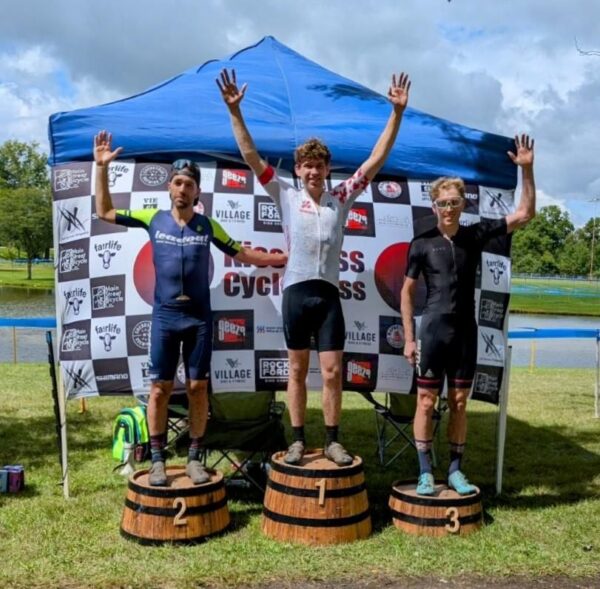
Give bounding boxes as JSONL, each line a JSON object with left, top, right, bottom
{"left": 0, "top": 140, "right": 598, "bottom": 280}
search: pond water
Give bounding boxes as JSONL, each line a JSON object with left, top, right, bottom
{"left": 0, "top": 287, "right": 598, "bottom": 368}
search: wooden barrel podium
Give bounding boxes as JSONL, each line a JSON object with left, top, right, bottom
{"left": 389, "top": 480, "right": 483, "bottom": 537}
{"left": 120, "top": 466, "right": 230, "bottom": 544}
{"left": 262, "top": 449, "right": 371, "bottom": 545}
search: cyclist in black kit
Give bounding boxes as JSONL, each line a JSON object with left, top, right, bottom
{"left": 401, "top": 134, "right": 536, "bottom": 496}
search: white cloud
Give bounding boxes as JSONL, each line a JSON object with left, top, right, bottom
{"left": 0, "top": 0, "right": 597, "bottom": 224}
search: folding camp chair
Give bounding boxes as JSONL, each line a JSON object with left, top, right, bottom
{"left": 199, "top": 390, "right": 287, "bottom": 492}
{"left": 361, "top": 391, "right": 446, "bottom": 468}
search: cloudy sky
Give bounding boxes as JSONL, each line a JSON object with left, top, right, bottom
{"left": 1, "top": 0, "right": 599, "bottom": 225}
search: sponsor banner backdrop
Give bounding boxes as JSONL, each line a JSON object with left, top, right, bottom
{"left": 52, "top": 161, "right": 514, "bottom": 403}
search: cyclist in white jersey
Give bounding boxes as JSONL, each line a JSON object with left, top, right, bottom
{"left": 218, "top": 68, "right": 411, "bottom": 465}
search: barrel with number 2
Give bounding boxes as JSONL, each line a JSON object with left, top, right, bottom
{"left": 262, "top": 449, "right": 371, "bottom": 545}
{"left": 120, "top": 466, "right": 230, "bottom": 544}
{"left": 389, "top": 480, "right": 483, "bottom": 537}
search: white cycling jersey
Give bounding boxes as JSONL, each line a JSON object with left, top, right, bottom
{"left": 259, "top": 165, "right": 370, "bottom": 290}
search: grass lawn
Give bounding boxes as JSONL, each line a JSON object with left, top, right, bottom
{"left": 510, "top": 277, "right": 600, "bottom": 316}
{"left": 0, "top": 365, "right": 598, "bottom": 588}
{"left": 0, "top": 261, "right": 55, "bottom": 290}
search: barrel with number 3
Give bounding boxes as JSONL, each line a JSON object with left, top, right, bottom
{"left": 389, "top": 480, "right": 483, "bottom": 537}
{"left": 262, "top": 449, "right": 371, "bottom": 545}
{"left": 120, "top": 466, "right": 230, "bottom": 544}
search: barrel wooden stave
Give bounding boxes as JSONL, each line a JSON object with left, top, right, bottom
{"left": 121, "top": 466, "right": 230, "bottom": 544}
{"left": 389, "top": 480, "right": 483, "bottom": 537}
{"left": 262, "top": 449, "right": 371, "bottom": 545}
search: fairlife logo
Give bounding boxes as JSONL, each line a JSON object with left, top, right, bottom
{"left": 64, "top": 288, "right": 87, "bottom": 316}
{"left": 95, "top": 240, "right": 121, "bottom": 269}
{"left": 486, "top": 259, "right": 507, "bottom": 286}
{"left": 108, "top": 164, "right": 130, "bottom": 188}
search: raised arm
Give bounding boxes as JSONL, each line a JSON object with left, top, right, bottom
{"left": 401, "top": 276, "right": 418, "bottom": 366}
{"left": 217, "top": 68, "right": 268, "bottom": 179}
{"left": 94, "top": 130, "right": 123, "bottom": 223}
{"left": 505, "top": 134, "right": 536, "bottom": 233}
{"left": 360, "top": 73, "right": 411, "bottom": 181}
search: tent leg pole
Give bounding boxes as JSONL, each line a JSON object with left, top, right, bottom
{"left": 496, "top": 346, "right": 511, "bottom": 496}
{"left": 595, "top": 336, "right": 599, "bottom": 419}
{"left": 58, "top": 369, "right": 70, "bottom": 499}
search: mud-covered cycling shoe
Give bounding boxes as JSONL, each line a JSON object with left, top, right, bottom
{"left": 148, "top": 460, "right": 168, "bottom": 486}
{"left": 186, "top": 460, "right": 210, "bottom": 485}
{"left": 324, "top": 441, "right": 353, "bottom": 466}
{"left": 284, "top": 440, "right": 305, "bottom": 465}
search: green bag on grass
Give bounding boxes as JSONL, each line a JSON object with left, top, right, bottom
{"left": 112, "top": 407, "right": 149, "bottom": 462}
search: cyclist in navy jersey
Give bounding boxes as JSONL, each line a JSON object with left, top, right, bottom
{"left": 401, "top": 134, "right": 536, "bottom": 496}
{"left": 94, "top": 131, "right": 287, "bottom": 487}
{"left": 218, "top": 67, "right": 411, "bottom": 466}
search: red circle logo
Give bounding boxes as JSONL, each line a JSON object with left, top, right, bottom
{"left": 132, "top": 241, "right": 215, "bottom": 307}
{"left": 374, "top": 242, "right": 426, "bottom": 314}
{"left": 133, "top": 242, "right": 155, "bottom": 306}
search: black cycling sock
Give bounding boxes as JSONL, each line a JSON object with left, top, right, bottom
{"left": 150, "top": 433, "right": 166, "bottom": 463}
{"left": 415, "top": 438, "right": 433, "bottom": 475}
{"left": 292, "top": 426, "right": 305, "bottom": 443}
{"left": 325, "top": 425, "right": 339, "bottom": 446}
{"left": 448, "top": 442, "right": 465, "bottom": 475}
{"left": 188, "top": 436, "right": 204, "bottom": 462}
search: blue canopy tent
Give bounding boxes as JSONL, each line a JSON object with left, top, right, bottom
{"left": 48, "top": 36, "right": 516, "bottom": 189}
{"left": 47, "top": 36, "right": 518, "bottom": 497}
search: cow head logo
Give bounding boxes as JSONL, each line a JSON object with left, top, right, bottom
{"left": 99, "top": 332, "right": 117, "bottom": 352}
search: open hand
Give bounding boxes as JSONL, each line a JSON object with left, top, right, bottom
{"left": 216, "top": 69, "right": 247, "bottom": 109}
{"left": 508, "top": 134, "right": 534, "bottom": 168}
{"left": 93, "top": 131, "right": 123, "bottom": 166}
{"left": 388, "top": 72, "right": 411, "bottom": 111}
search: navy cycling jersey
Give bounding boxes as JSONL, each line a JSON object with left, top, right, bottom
{"left": 406, "top": 218, "right": 506, "bottom": 316}
{"left": 115, "top": 209, "right": 240, "bottom": 311}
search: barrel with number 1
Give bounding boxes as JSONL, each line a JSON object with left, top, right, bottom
{"left": 262, "top": 449, "right": 371, "bottom": 545}
{"left": 120, "top": 466, "right": 230, "bottom": 544}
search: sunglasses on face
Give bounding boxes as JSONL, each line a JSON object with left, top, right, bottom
{"left": 433, "top": 197, "right": 463, "bottom": 210}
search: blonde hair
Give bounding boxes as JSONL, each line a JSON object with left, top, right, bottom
{"left": 294, "top": 138, "right": 331, "bottom": 165}
{"left": 429, "top": 177, "right": 465, "bottom": 201}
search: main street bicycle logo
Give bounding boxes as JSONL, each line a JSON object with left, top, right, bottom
{"left": 59, "top": 247, "right": 88, "bottom": 277}
{"left": 54, "top": 168, "right": 90, "bottom": 192}
{"left": 61, "top": 327, "right": 90, "bottom": 354}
